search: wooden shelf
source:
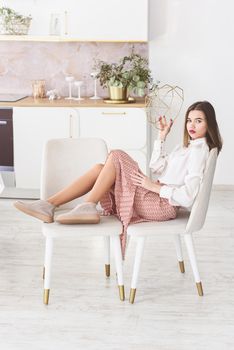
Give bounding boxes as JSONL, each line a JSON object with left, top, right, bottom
{"left": 0, "top": 35, "right": 60, "bottom": 42}
{"left": 0, "top": 35, "right": 147, "bottom": 43}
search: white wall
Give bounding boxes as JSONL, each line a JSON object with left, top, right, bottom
{"left": 149, "top": 0, "right": 234, "bottom": 185}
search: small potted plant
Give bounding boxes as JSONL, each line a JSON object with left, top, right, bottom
{"left": 94, "top": 49, "right": 153, "bottom": 101}
{"left": 0, "top": 6, "right": 32, "bottom": 35}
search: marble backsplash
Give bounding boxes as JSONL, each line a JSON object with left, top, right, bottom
{"left": 0, "top": 42, "right": 148, "bottom": 98}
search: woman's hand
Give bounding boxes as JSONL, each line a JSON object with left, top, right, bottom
{"left": 158, "top": 116, "right": 173, "bottom": 141}
{"left": 131, "top": 172, "right": 162, "bottom": 193}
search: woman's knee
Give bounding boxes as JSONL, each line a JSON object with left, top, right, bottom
{"left": 108, "top": 149, "right": 126, "bottom": 158}
{"left": 109, "top": 149, "right": 133, "bottom": 163}
{"left": 107, "top": 152, "right": 114, "bottom": 161}
{"left": 92, "top": 163, "right": 104, "bottom": 174}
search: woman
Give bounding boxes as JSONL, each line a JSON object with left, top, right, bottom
{"left": 14, "top": 100, "right": 223, "bottom": 256}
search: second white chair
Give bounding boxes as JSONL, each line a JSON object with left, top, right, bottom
{"left": 127, "top": 148, "right": 218, "bottom": 303}
{"left": 40, "top": 138, "right": 124, "bottom": 304}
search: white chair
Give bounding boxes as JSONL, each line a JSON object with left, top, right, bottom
{"left": 127, "top": 148, "right": 218, "bottom": 303}
{"left": 40, "top": 138, "right": 124, "bottom": 304}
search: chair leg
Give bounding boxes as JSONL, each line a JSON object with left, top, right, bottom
{"left": 103, "top": 236, "right": 110, "bottom": 277}
{"left": 184, "top": 234, "right": 203, "bottom": 296}
{"left": 174, "top": 234, "right": 185, "bottom": 273}
{"left": 129, "top": 236, "right": 146, "bottom": 304}
{"left": 43, "top": 236, "right": 54, "bottom": 305}
{"left": 111, "top": 236, "right": 125, "bottom": 301}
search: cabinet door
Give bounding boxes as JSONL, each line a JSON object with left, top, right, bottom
{"left": 79, "top": 108, "right": 146, "bottom": 149}
{"left": 65, "top": 0, "right": 148, "bottom": 41}
{"left": 13, "top": 108, "right": 76, "bottom": 189}
{"left": 3, "top": 0, "right": 52, "bottom": 36}
{"left": 6, "top": 0, "right": 148, "bottom": 41}
{"left": 78, "top": 108, "right": 149, "bottom": 173}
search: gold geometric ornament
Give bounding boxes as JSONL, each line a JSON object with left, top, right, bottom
{"left": 145, "top": 84, "right": 184, "bottom": 130}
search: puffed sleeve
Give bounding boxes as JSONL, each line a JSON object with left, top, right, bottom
{"left": 159, "top": 143, "right": 209, "bottom": 207}
{"left": 149, "top": 140, "right": 168, "bottom": 174}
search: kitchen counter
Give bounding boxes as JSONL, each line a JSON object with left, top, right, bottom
{"left": 0, "top": 96, "right": 146, "bottom": 108}
{"left": 1, "top": 95, "right": 148, "bottom": 199}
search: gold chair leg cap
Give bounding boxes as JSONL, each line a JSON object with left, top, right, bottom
{"left": 118, "top": 285, "right": 125, "bottom": 301}
{"left": 129, "top": 288, "right": 136, "bottom": 304}
{"left": 105, "top": 264, "right": 110, "bottom": 277}
{"left": 196, "top": 282, "right": 204, "bottom": 296}
{"left": 44, "top": 289, "right": 50, "bottom": 305}
{"left": 179, "top": 261, "right": 185, "bottom": 273}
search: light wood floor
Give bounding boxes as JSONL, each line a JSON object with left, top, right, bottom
{"left": 0, "top": 190, "right": 234, "bottom": 350}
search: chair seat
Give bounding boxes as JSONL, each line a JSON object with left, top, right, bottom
{"left": 42, "top": 215, "right": 123, "bottom": 238}
{"left": 127, "top": 209, "right": 190, "bottom": 237}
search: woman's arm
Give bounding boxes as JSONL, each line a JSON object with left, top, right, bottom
{"left": 159, "top": 145, "right": 209, "bottom": 207}
{"left": 131, "top": 172, "right": 162, "bottom": 193}
{"left": 132, "top": 116, "right": 174, "bottom": 191}
{"left": 132, "top": 143, "right": 209, "bottom": 208}
{"left": 149, "top": 116, "right": 173, "bottom": 174}
{"left": 158, "top": 116, "right": 173, "bottom": 141}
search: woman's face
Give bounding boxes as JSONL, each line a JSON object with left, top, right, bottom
{"left": 186, "top": 110, "right": 208, "bottom": 140}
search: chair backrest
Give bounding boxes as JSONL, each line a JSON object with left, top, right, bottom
{"left": 40, "top": 138, "right": 108, "bottom": 209}
{"left": 185, "top": 148, "right": 218, "bottom": 234}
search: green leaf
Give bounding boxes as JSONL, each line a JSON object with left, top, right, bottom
{"left": 137, "top": 81, "right": 146, "bottom": 88}
{"left": 133, "top": 75, "right": 140, "bottom": 82}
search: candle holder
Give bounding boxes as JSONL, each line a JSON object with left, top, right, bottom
{"left": 74, "top": 81, "right": 84, "bottom": 100}
{"left": 65, "top": 76, "right": 74, "bottom": 100}
{"left": 89, "top": 71, "right": 101, "bottom": 100}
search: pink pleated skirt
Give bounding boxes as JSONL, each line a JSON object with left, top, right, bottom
{"left": 100, "top": 150, "right": 178, "bottom": 258}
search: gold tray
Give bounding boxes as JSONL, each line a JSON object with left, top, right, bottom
{"left": 103, "top": 98, "right": 135, "bottom": 104}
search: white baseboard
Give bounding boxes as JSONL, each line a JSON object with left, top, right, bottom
{"left": 0, "top": 187, "right": 40, "bottom": 199}
{"left": 213, "top": 185, "right": 234, "bottom": 191}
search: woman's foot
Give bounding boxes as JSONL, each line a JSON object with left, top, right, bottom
{"left": 55, "top": 202, "right": 100, "bottom": 224}
{"left": 14, "top": 200, "right": 55, "bottom": 223}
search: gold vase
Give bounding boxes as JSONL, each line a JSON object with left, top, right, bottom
{"left": 108, "top": 86, "right": 127, "bottom": 101}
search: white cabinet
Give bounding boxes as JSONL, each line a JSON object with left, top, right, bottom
{"left": 64, "top": 0, "right": 148, "bottom": 41}
{"left": 4, "top": 0, "right": 148, "bottom": 41}
{"left": 78, "top": 108, "right": 149, "bottom": 173}
{"left": 12, "top": 106, "right": 148, "bottom": 191}
{"left": 13, "top": 107, "right": 78, "bottom": 189}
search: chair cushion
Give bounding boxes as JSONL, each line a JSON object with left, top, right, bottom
{"left": 127, "top": 209, "right": 190, "bottom": 237}
{"left": 42, "top": 215, "right": 123, "bottom": 238}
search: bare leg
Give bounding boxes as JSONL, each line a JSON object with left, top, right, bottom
{"left": 47, "top": 164, "right": 104, "bottom": 206}
{"left": 85, "top": 154, "right": 116, "bottom": 204}
{"left": 54, "top": 154, "right": 116, "bottom": 224}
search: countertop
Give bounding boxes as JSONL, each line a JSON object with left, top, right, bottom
{"left": 0, "top": 96, "right": 146, "bottom": 108}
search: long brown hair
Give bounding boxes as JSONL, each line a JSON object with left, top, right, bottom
{"left": 183, "top": 101, "right": 223, "bottom": 154}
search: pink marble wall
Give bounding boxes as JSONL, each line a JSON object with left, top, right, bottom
{"left": 0, "top": 42, "right": 148, "bottom": 98}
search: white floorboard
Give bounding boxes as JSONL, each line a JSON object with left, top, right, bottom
{"left": 0, "top": 190, "right": 234, "bottom": 350}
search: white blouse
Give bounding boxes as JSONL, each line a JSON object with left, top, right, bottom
{"left": 149, "top": 137, "right": 209, "bottom": 208}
